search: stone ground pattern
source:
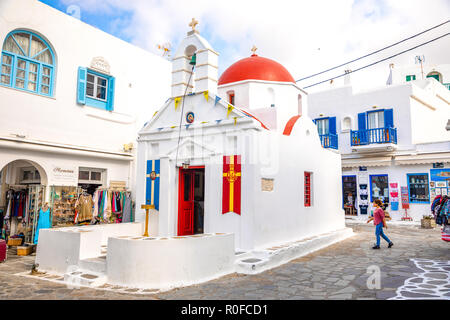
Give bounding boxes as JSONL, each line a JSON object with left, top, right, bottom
{"left": 0, "top": 223, "right": 448, "bottom": 300}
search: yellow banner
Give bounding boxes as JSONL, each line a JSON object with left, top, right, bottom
{"left": 174, "top": 97, "right": 182, "bottom": 110}
{"left": 203, "top": 90, "right": 209, "bottom": 102}
{"left": 227, "top": 104, "right": 234, "bottom": 117}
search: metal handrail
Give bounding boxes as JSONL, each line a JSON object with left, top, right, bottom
{"left": 350, "top": 127, "right": 397, "bottom": 146}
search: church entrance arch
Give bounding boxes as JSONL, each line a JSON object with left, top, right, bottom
{"left": 177, "top": 166, "right": 205, "bottom": 236}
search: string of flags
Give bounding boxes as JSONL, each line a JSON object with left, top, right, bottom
{"left": 167, "top": 90, "right": 268, "bottom": 130}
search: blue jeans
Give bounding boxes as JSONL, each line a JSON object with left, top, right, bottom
{"left": 375, "top": 223, "right": 391, "bottom": 246}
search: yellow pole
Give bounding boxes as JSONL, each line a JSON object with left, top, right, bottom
{"left": 141, "top": 204, "right": 154, "bottom": 237}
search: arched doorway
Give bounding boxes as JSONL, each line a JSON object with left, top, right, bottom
{"left": 0, "top": 159, "right": 48, "bottom": 243}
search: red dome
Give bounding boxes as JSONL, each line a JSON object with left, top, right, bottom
{"left": 218, "top": 54, "right": 295, "bottom": 85}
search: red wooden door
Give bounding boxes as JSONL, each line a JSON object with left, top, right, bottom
{"left": 178, "top": 169, "right": 195, "bottom": 236}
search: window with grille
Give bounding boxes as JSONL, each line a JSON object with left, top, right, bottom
{"left": 304, "top": 172, "right": 312, "bottom": 207}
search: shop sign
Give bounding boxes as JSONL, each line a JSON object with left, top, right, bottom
{"left": 401, "top": 186, "right": 409, "bottom": 209}
{"left": 51, "top": 165, "right": 77, "bottom": 185}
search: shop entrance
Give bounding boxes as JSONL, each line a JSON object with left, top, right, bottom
{"left": 0, "top": 159, "right": 47, "bottom": 243}
{"left": 342, "top": 175, "right": 357, "bottom": 215}
{"left": 178, "top": 167, "right": 205, "bottom": 236}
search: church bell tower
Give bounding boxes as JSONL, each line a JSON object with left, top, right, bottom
{"left": 171, "top": 18, "right": 219, "bottom": 98}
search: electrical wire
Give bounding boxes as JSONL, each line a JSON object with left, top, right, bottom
{"left": 302, "top": 32, "right": 449, "bottom": 89}
{"left": 175, "top": 64, "right": 195, "bottom": 167}
{"left": 296, "top": 20, "right": 450, "bottom": 83}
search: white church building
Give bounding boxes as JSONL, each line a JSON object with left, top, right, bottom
{"left": 135, "top": 22, "right": 349, "bottom": 252}
{"left": 34, "top": 21, "right": 352, "bottom": 291}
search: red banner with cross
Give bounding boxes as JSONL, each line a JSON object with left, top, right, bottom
{"left": 222, "top": 155, "right": 241, "bottom": 215}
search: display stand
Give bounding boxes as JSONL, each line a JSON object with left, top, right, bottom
{"left": 358, "top": 184, "right": 369, "bottom": 215}
{"left": 50, "top": 186, "right": 83, "bottom": 228}
{"left": 28, "top": 185, "right": 46, "bottom": 243}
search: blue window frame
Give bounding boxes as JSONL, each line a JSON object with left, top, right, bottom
{"left": 407, "top": 173, "right": 430, "bottom": 203}
{"left": 77, "top": 67, "right": 115, "bottom": 111}
{"left": 369, "top": 174, "right": 389, "bottom": 203}
{"left": 1, "top": 30, "right": 55, "bottom": 96}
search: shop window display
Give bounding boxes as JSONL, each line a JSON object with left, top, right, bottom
{"left": 407, "top": 174, "right": 430, "bottom": 203}
{"left": 370, "top": 175, "right": 389, "bottom": 204}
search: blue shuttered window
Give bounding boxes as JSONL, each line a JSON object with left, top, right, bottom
{"left": 77, "top": 67, "right": 115, "bottom": 111}
{"left": 329, "top": 117, "right": 336, "bottom": 135}
{"left": 384, "top": 109, "right": 394, "bottom": 128}
{"left": 357, "top": 113, "right": 366, "bottom": 131}
{"left": 77, "top": 67, "right": 87, "bottom": 104}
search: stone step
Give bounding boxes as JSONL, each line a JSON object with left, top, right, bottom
{"left": 79, "top": 256, "right": 107, "bottom": 274}
{"left": 63, "top": 268, "right": 107, "bottom": 288}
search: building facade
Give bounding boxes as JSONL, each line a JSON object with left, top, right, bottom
{"left": 0, "top": 0, "right": 171, "bottom": 235}
{"left": 308, "top": 64, "right": 450, "bottom": 221}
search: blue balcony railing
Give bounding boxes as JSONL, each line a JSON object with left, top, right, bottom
{"left": 319, "top": 133, "right": 338, "bottom": 149}
{"left": 350, "top": 127, "right": 397, "bottom": 146}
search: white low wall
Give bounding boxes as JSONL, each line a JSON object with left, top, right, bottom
{"left": 35, "top": 223, "right": 144, "bottom": 274}
{"left": 106, "top": 233, "right": 235, "bottom": 290}
{"left": 36, "top": 228, "right": 102, "bottom": 274}
{"left": 61, "top": 222, "right": 144, "bottom": 246}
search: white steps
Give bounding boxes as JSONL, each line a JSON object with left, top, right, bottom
{"left": 79, "top": 256, "right": 107, "bottom": 273}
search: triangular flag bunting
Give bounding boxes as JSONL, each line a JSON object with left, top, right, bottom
{"left": 215, "top": 119, "right": 222, "bottom": 124}
{"left": 234, "top": 117, "right": 237, "bottom": 125}
{"left": 214, "top": 96, "right": 221, "bottom": 106}
{"left": 152, "top": 111, "right": 158, "bottom": 117}
{"left": 203, "top": 90, "right": 209, "bottom": 102}
{"left": 170, "top": 125, "right": 177, "bottom": 129}
{"left": 227, "top": 104, "right": 234, "bottom": 117}
{"left": 174, "top": 97, "right": 182, "bottom": 110}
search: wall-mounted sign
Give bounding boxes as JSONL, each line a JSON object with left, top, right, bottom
{"left": 186, "top": 111, "right": 195, "bottom": 124}
{"left": 90, "top": 56, "right": 111, "bottom": 74}
{"left": 51, "top": 165, "right": 78, "bottom": 185}
{"left": 433, "top": 162, "right": 444, "bottom": 168}
{"left": 359, "top": 166, "right": 367, "bottom": 171}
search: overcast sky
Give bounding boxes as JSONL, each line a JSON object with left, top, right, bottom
{"left": 40, "top": 0, "right": 450, "bottom": 92}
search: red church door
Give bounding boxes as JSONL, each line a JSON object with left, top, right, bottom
{"left": 178, "top": 169, "right": 195, "bottom": 236}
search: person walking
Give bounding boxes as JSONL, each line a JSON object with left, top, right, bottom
{"left": 367, "top": 199, "right": 393, "bottom": 249}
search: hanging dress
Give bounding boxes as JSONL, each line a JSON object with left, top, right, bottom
{"left": 34, "top": 208, "right": 51, "bottom": 244}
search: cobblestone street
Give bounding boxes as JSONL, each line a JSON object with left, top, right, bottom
{"left": 0, "top": 223, "right": 448, "bottom": 300}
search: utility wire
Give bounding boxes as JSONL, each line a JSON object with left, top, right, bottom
{"left": 302, "top": 32, "right": 449, "bottom": 89}
{"left": 175, "top": 65, "right": 195, "bottom": 167}
{"left": 296, "top": 20, "right": 450, "bottom": 83}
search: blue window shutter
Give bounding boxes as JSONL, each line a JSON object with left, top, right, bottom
{"left": 358, "top": 112, "right": 366, "bottom": 131}
{"left": 329, "top": 117, "right": 336, "bottom": 134}
{"left": 77, "top": 67, "right": 87, "bottom": 105}
{"left": 107, "top": 76, "right": 115, "bottom": 111}
{"left": 384, "top": 109, "right": 394, "bottom": 128}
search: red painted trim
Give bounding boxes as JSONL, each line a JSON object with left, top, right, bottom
{"left": 283, "top": 115, "right": 301, "bottom": 136}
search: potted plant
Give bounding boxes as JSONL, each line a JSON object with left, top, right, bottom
{"left": 421, "top": 214, "right": 436, "bottom": 229}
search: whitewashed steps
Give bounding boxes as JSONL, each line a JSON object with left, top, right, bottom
{"left": 79, "top": 256, "right": 107, "bottom": 274}
{"left": 63, "top": 268, "right": 107, "bottom": 288}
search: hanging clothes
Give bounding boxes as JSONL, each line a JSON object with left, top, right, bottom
{"left": 122, "top": 192, "right": 132, "bottom": 223}
{"left": 74, "top": 194, "right": 94, "bottom": 222}
{"left": 34, "top": 207, "right": 51, "bottom": 244}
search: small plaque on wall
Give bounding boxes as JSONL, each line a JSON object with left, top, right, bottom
{"left": 261, "top": 178, "right": 274, "bottom": 192}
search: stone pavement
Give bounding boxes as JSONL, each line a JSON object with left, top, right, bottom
{"left": 0, "top": 223, "right": 448, "bottom": 300}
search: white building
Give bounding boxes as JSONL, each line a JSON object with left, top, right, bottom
{"left": 135, "top": 24, "right": 349, "bottom": 252}
{"left": 308, "top": 63, "right": 450, "bottom": 221}
{"left": 0, "top": 0, "right": 171, "bottom": 233}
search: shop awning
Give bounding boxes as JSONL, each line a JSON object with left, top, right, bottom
{"left": 342, "top": 156, "right": 392, "bottom": 168}
{"left": 394, "top": 153, "right": 450, "bottom": 165}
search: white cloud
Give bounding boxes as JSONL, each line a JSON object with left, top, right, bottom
{"left": 60, "top": 0, "right": 450, "bottom": 91}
